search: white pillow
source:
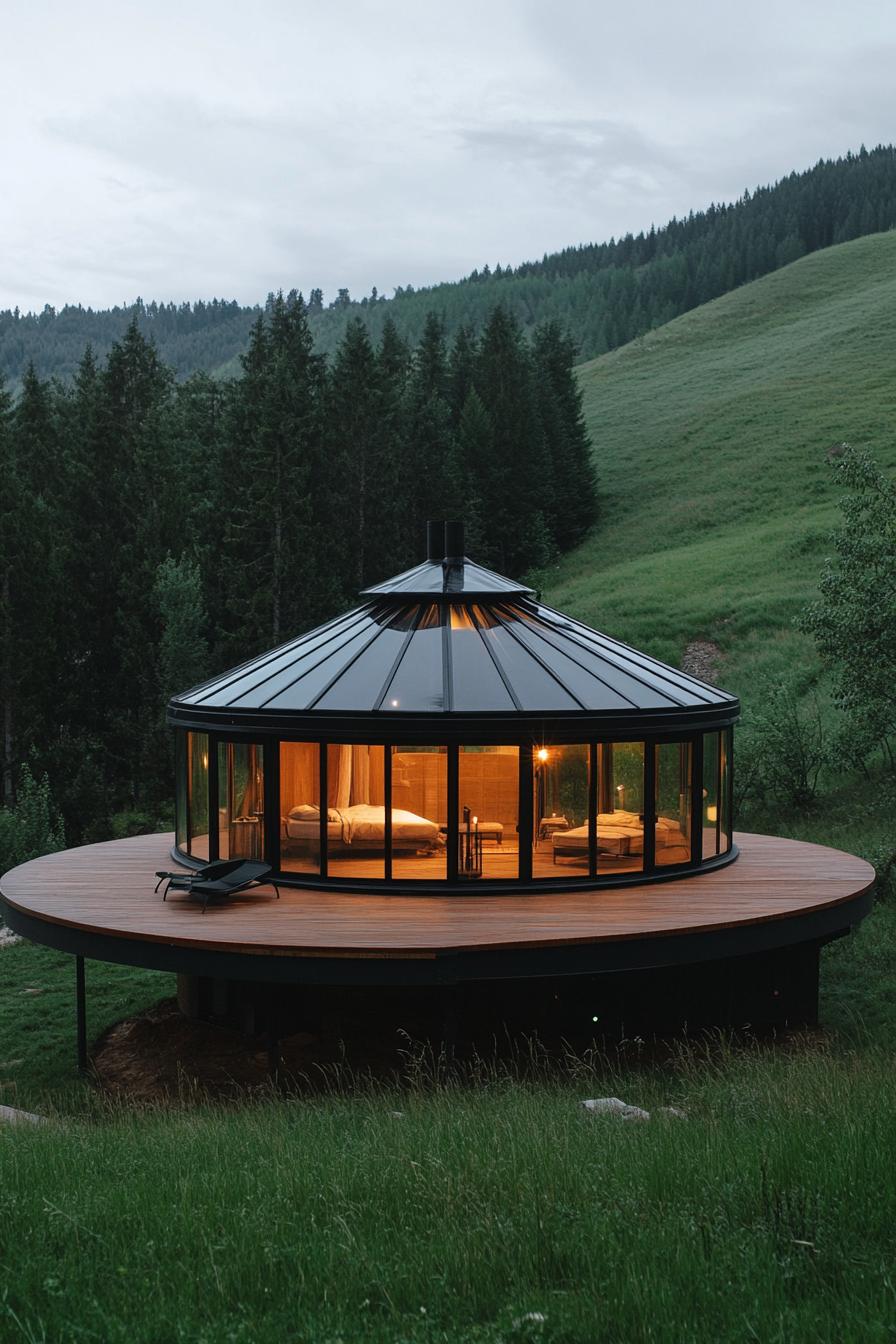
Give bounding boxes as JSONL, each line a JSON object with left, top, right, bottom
{"left": 289, "top": 804, "right": 341, "bottom": 822}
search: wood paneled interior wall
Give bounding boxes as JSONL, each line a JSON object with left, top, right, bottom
{"left": 280, "top": 742, "right": 319, "bottom": 814}
{"left": 393, "top": 751, "right": 447, "bottom": 824}
{"left": 279, "top": 744, "right": 517, "bottom": 829}
{"left": 459, "top": 749, "right": 519, "bottom": 827}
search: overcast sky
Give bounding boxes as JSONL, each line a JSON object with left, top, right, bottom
{"left": 2, "top": 0, "right": 895, "bottom": 313}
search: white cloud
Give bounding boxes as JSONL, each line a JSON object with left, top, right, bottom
{"left": 1, "top": 0, "right": 896, "bottom": 311}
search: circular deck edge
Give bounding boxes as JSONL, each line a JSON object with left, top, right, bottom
{"left": 0, "top": 832, "right": 875, "bottom": 987}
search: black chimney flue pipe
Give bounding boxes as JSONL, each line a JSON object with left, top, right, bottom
{"left": 426, "top": 520, "right": 444, "bottom": 562}
{"left": 443, "top": 520, "right": 465, "bottom": 563}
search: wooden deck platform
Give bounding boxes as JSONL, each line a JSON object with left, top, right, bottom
{"left": 0, "top": 832, "right": 874, "bottom": 988}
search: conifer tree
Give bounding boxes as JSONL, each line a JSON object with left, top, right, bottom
{"left": 531, "top": 321, "right": 597, "bottom": 549}
{"left": 474, "top": 306, "right": 550, "bottom": 574}
{"left": 218, "top": 294, "right": 328, "bottom": 657}
{"left": 325, "top": 318, "right": 401, "bottom": 591}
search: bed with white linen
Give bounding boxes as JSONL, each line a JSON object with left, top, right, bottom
{"left": 551, "top": 812, "right": 687, "bottom": 862}
{"left": 283, "top": 803, "right": 441, "bottom": 852}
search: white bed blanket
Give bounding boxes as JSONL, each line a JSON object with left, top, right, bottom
{"left": 286, "top": 803, "right": 438, "bottom": 845}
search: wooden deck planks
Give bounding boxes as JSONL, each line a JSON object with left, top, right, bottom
{"left": 0, "top": 832, "right": 875, "bottom": 959}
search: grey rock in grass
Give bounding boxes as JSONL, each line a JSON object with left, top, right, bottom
{"left": 0, "top": 926, "right": 22, "bottom": 949}
{"left": 0, "top": 1104, "right": 48, "bottom": 1127}
{"left": 657, "top": 1105, "right": 688, "bottom": 1119}
{"left": 581, "top": 1097, "right": 651, "bottom": 1121}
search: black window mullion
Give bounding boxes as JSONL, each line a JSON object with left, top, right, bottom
{"left": 588, "top": 743, "right": 598, "bottom": 878}
{"left": 207, "top": 735, "right": 220, "bottom": 862}
{"left": 717, "top": 731, "right": 723, "bottom": 854}
{"left": 643, "top": 741, "right": 656, "bottom": 871}
{"left": 691, "top": 733, "right": 703, "bottom": 865}
{"left": 384, "top": 746, "right": 393, "bottom": 881}
{"left": 185, "top": 731, "right": 192, "bottom": 855}
{"left": 519, "top": 745, "right": 533, "bottom": 882}
{"left": 319, "top": 743, "right": 328, "bottom": 879}
{"left": 264, "top": 740, "right": 280, "bottom": 872}
{"left": 447, "top": 744, "right": 459, "bottom": 883}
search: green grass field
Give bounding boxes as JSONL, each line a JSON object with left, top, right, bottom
{"left": 2, "top": 234, "right": 896, "bottom": 1342}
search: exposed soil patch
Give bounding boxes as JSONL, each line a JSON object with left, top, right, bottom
{"left": 91, "top": 995, "right": 450, "bottom": 1103}
{"left": 681, "top": 639, "right": 721, "bottom": 682}
{"left": 90, "top": 990, "right": 818, "bottom": 1107}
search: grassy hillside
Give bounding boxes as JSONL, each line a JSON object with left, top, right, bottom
{"left": 544, "top": 230, "right": 896, "bottom": 699}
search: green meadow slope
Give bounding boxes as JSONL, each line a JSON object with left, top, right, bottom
{"left": 545, "top": 231, "right": 896, "bottom": 698}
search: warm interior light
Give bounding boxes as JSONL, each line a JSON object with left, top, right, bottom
{"left": 706, "top": 805, "right": 718, "bottom": 823}
{"left": 536, "top": 748, "right": 549, "bottom": 763}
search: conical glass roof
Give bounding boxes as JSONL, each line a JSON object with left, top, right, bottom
{"left": 173, "top": 549, "right": 737, "bottom": 720}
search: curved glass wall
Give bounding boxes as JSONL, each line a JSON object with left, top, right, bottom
{"left": 187, "top": 731, "right": 209, "bottom": 860}
{"left": 174, "top": 729, "right": 734, "bottom": 887}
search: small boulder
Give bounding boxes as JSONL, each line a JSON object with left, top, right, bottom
{"left": 581, "top": 1096, "right": 650, "bottom": 1121}
{"left": 0, "top": 1104, "right": 48, "bottom": 1127}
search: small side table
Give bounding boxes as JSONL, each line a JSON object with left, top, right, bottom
{"left": 539, "top": 815, "right": 569, "bottom": 843}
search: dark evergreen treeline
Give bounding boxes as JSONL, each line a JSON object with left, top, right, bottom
{"left": 0, "top": 300, "right": 595, "bottom": 842}
{"left": 306, "top": 145, "right": 896, "bottom": 358}
{"left": 0, "top": 297, "right": 260, "bottom": 387}
{"left": 4, "top": 145, "right": 896, "bottom": 387}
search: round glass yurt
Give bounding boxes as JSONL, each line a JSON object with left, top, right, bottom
{"left": 168, "top": 522, "right": 738, "bottom": 891}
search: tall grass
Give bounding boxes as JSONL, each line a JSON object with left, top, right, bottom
{"left": 1, "top": 1041, "right": 895, "bottom": 1343}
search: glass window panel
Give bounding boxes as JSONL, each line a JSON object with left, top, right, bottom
{"left": 500, "top": 614, "right": 634, "bottom": 711}
{"left": 721, "top": 729, "right": 732, "bottom": 853}
{"left": 327, "top": 744, "right": 386, "bottom": 879}
{"left": 457, "top": 746, "right": 519, "bottom": 881}
{"left": 224, "top": 743, "right": 266, "bottom": 861}
{"left": 218, "top": 743, "right": 229, "bottom": 859}
{"left": 532, "top": 608, "right": 718, "bottom": 707}
{"left": 315, "top": 608, "right": 418, "bottom": 710}
{"left": 476, "top": 615, "right": 580, "bottom": 710}
{"left": 702, "top": 732, "right": 721, "bottom": 859}
{"left": 175, "top": 731, "right": 187, "bottom": 851}
{"left": 187, "top": 608, "right": 368, "bottom": 705}
{"left": 187, "top": 731, "right": 209, "bottom": 860}
{"left": 450, "top": 607, "right": 516, "bottom": 711}
{"left": 597, "top": 742, "right": 644, "bottom": 874}
{"left": 533, "top": 744, "right": 589, "bottom": 880}
{"left": 256, "top": 623, "right": 383, "bottom": 710}
{"left": 279, "top": 742, "right": 320, "bottom": 874}
{"left": 391, "top": 746, "right": 447, "bottom": 880}
{"left": 382, "top": 606, "right": 444, "bottom": 712}
{"left": 656, "top": 742, "right": 693, "bottom": 867}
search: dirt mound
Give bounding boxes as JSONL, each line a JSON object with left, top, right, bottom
{"left": 681, "top": 640, "right": 721, "bottom": 681}
{"left": 91, "top": 996, "right": 441, "bottom": 1103}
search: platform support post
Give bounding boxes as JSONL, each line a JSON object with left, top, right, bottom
{"left": 75, "top": 955, "right": 87, "bottom": 1073}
